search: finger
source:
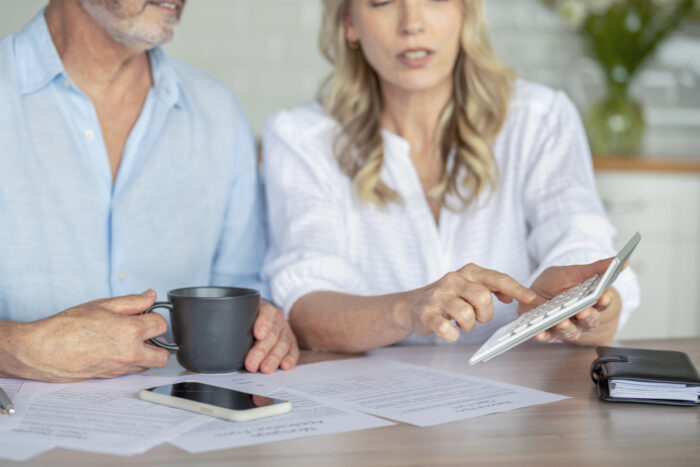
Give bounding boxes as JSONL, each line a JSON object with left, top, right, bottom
{"left": 254, "top": 300, "right": 279, "bottom": 341}
{"left": 445, "top": 297, "right": 476, "bottom": 332}
{"left": 280, "top": 338, "right": 300, "bottom": 371}
{"left": 573, "top": 307, "right": 600, "bottom": 331}
{"left": 260, "top": 334, "right": 294, "bottom": 375}
{"left": 594, "top": 289, "right": 613, "bottom": 311}
{"left": 137, "top": 343, "right": 170, "bottom": 369}
{"left": 245, "top": 320, "right": 283, "bottom": 372}
{"left": 245, "top": 350, "right": 262, "bottom": 373}
{"left": 517, "top": 293, "right": 548, "bottom": 316}
{"left": 535, "top": 329, "right": 560, "bottom": 343}
{"left": 136, "top": 312, "right": 169, "bottom": 340}
{"left": 457, "top": 283, "right": 494, "bottom": 324}
{"left": 477, "top": 270, "right": 537, "bottom": 304}
{"left": 100, "top": 290, "right": 157, "bottom": 315}
{"left": 426, "top": 313, "right": 460, "bottom": 343}
{"left": 552, "top": 319, "right": 581, "bottom": 341}
{"left": 494, "top": 292, "right": 512, "bottom": 304}
{"left": 565, "top": 257, "right": 614, "bottom": 284}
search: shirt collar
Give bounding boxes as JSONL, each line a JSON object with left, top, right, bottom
{"left": 15, "top": 9, "right": 183, "bottom": 109}
{"left": 148, "top": 46, "right": 183, "bottom": 109}
{"left": 14, "top": 9, "right": 64, "bottom": 95}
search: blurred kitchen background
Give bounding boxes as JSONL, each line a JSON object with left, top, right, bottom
{"left": 2, "top": 0, "right": 699, "bottom": 339}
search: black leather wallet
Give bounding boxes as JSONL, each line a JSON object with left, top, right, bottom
{"left": 590, "top": 346, "right": 700, "bottom": 407}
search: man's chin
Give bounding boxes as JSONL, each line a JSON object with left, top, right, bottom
{"left": 112, "top": 27, "right": 175, "bottom": 49}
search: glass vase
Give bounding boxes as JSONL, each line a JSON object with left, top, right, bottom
{"left": 584, "top": 83, "right": 645, "bottom": 157}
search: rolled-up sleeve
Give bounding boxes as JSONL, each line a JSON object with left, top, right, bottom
{"left": 261, "top": 112, "right": 367, "bottom": 316}
{"left": 522, "top": 92, "right": 640, "bottom": 329}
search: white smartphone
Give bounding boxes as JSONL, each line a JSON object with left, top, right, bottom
{"left": 138, "top": 380, "right": 292, "bottom": 422}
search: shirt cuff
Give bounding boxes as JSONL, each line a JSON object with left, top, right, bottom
{"left": 267, "top": 256, "right": 367, "bottom": 318}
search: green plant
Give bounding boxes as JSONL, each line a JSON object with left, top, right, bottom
{"left": 541, "top": 0, "right": 699, "bottom": 155}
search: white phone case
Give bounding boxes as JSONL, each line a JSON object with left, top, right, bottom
{"left": 138, "top": 380, "right": 292, "bottom": 422}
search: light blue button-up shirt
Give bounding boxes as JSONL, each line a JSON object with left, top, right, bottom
{"left": 0, "top": 11, "right": 267, "bottom": 323}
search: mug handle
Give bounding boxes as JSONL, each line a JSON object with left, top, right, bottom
{"left": 142, "top": 302, "right": 179, "bottom": 351}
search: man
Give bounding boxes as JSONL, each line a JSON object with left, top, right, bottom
{"left": 0, "top": 0, "right": 298, "bottom": 382}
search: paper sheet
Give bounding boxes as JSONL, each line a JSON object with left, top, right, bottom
{"left": 0, "top": 356, "right": 568, "bottom": 457}
{"left": 1, "top": 375, "right": 210, "bottom": 456}
{"left": 0, "top": 441, "right": 54, "bottom": 462}
{"left": 0, "top": 380, "right": 46, "bottom": 431}
{"left": 0, "top": 378, "right": 24, "bottom": 399}
{"left": 169, "top": 388, "right": 394, "bottom": 453}
{"left": 188, "top": 371, "right": 284, "bottom": 395}
{"left": 244, "top": 357, "right": 568, "bottom": 427}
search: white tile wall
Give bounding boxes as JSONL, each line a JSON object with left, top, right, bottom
{"left": 2, "top": 0, "right": 699, "bottom": 158}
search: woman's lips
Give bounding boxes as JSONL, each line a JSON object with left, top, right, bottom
{"left": 397, "top": 49, "right": 435, "bottom": 68}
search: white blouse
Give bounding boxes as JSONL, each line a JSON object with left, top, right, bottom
{"left": 262, "top": 80, "right": 640, "bottom": 345}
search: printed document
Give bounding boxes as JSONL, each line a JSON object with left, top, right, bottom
{"left": 170, "top": 388, "right": 394, "bottom": 453}
{"left": 246, "top": 357, "right": 567, "bottom": 427}
{"left": 1, "top": 375, "right": 209, "bottom": 456}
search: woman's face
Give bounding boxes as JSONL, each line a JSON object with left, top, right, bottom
{"left": 345, "top": 0, "right": 463, "bottom": 95}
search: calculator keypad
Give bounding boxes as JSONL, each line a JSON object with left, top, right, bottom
{"left": 498, "top": 275, "right": 600, "bottom": 341}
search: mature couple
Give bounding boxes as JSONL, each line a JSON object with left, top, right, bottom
{"left": 0, "top": 0, "right": 638, "bottom": 383}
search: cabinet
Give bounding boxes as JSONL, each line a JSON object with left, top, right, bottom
{"left": 594, "top": 160, "right": 700, "bottom": 339}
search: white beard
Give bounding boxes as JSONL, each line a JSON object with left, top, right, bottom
{"left": 77, "top": 0, "right": 177, "bottom": 48}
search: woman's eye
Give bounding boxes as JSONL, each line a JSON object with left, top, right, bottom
{"left": 371, "top": 1, "right": 392, "bottom": 7}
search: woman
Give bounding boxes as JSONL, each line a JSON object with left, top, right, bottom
{"left": 262, "top": 0, "right": 639, "bottom": 353}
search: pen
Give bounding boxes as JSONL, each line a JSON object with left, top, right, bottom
{"left": 0, "top": 386, "right": 15, "bottom": 416}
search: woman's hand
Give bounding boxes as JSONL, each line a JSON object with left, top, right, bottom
{"left": 519, "top": 258, "right": 622, "bottom": 345}
{"left": 244, "top": 300, "right": 300, "bottom": 374}
{"left": 406, "top": 264, "right": 537, "bottom": 343}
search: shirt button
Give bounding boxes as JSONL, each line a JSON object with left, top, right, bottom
{"left": 118, "top": 272, "right": 126, "bottom": 281}
{"left": 84, "top": 129, "right": 95, "bottom": 141}
{"left": 62, "top": 79, "right": 70, "bottom": 88}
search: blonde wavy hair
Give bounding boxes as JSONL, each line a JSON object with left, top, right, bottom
{"left": 319, "top": 0, "right": 514, "bottom": 210}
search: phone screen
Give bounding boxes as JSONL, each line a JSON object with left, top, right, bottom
{"left": 146, "top": 382, "right": 284, "bottom": 410}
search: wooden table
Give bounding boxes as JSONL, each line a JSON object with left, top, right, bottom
{"left": 8, "top": 339, "right": 699, "bottom": 466}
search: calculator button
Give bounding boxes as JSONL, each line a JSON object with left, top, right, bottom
{"left": 528, "top": 314, "right": 547, "bottom": 326}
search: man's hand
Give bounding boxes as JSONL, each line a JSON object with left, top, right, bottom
{"left": 0, "top": 290, "right": 170, "bottom": 382}
{"left": 519, "top": 258, "right": 622, "bottom": 345}
{"left": 244, "top": 300, "right": 299, "bottom": 374}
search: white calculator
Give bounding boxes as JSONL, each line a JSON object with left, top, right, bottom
{"left": 469, "top": 232, "right": 641, "bottom": 365}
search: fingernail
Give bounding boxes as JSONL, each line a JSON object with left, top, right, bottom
{"left": 259, "top": 325, "right": 267, "bottom": 336}
{"left": 141, "top": 289, "right": 154, "bottom": 297}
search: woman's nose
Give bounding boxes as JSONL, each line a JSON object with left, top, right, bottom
{"left": 400, "top": 1, "right": 425, "bottom": 36}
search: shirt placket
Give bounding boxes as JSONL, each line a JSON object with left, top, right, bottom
{"left": 60, "top": 75, "right": 113, "bottom": 190}
{"left": 384, "top": 135, "right": 449, "bottom": 283}
{"left": 109, "top": 89, "right": 170, "bottom": 296}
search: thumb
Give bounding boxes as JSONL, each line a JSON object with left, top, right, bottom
{"left": 100, "top": 289, "right": 157, "bottom": 315}
{"left": 564, "top": 257, "right": 614, "bottom": 283}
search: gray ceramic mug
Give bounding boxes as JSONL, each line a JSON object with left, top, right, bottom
{"left": 143, "top": 287, "right": 260, "bottom": 373}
